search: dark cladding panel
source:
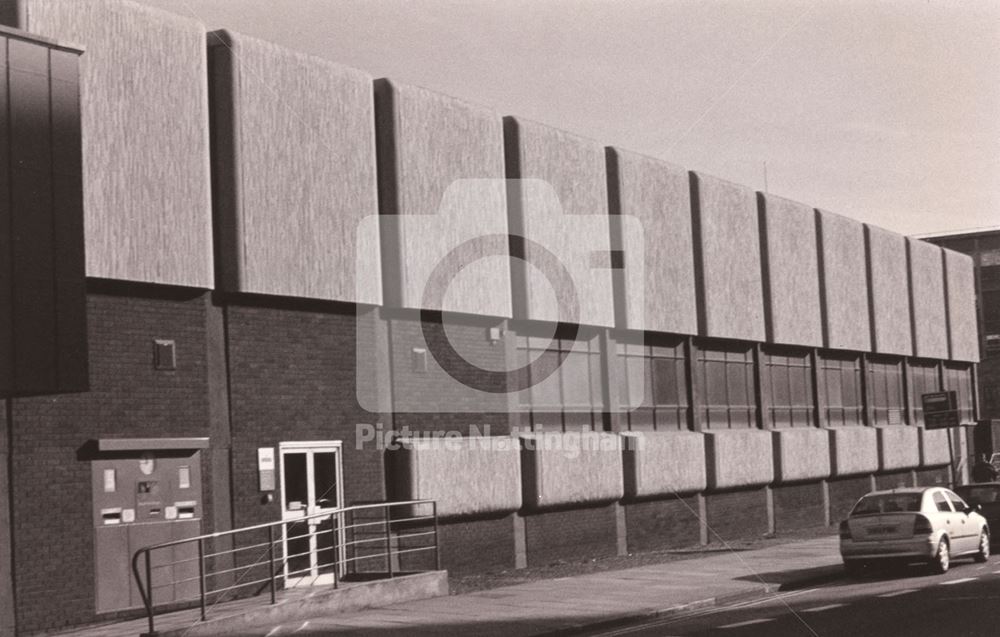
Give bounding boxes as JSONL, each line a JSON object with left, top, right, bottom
{"left": 1, "top": 32, "right": 87, "bottom": 395}
{"left": 50, "top": 47, "right": 88, "bottom": 389}
{"left": 9, "top": 38, "right": 57, "bottom": 392}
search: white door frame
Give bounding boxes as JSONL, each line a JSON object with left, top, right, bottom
{"left": 278, "top": 441, "right": 345, "bottom": 586}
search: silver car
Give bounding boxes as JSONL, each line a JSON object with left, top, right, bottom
{"left": 839, "top": 487, "right": 990, "bottom": 574}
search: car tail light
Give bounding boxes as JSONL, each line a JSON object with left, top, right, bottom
{"left": 913, "top": 515, "right": 933, "bottom": 536}
{"left": 839, "top": 520, "right": 852, "bottom": 540}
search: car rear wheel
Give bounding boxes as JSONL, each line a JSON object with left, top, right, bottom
{"left": 930, "top": 539, "right": 950, "bottom": 574}
{"left": 975, "top": 530, "right": 990, "bottom": 563}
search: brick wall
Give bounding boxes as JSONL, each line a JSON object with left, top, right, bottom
{"left": 226, "top": 303, "right": 385, "bottom": 530}
{"left": 875, "top": 470, "right": 913, "bottom": 490}
{"left": 914, "top": 467, "right": 949, "bottom": 487}
{"left": 437, "top": 515, "right": 516, "bottom": 574}
{"left": 624, "top": 496, "right": 700, "bottom": 552}
{"left": 772, "top": 482, "right": 826, "bottom": 531}
{"left": 389, "top": 316, "right": 513, "bottom": 435}
{"left": 9, "top": 286, "right": 212, "bottom": 634}
{"left": 828, "top": 476, "right": 871, "bottom": 523}
{"left": 704, "top": 489, "right": 768, "bottom": 542}
{"left": 524, "top": 504, "right": 617, "bottom": 565}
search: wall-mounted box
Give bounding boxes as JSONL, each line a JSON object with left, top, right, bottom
{"left": 0, "top": 26, "right": 87, "bottom": 395}
{"left": 704, "top": 429, "right": 773, "bottom": 490}
{"left": 519, "top": 432, "right": 623, "bottom": 509}
{"left": 388, "top": 436, "right": 522, "bottom": 518}
{"left": 621, "top": 431, "right": 706, "bottom": 498}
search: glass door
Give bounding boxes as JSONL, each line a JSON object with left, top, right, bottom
{"left": 279, "top": 442, "right": 344, "bottom": 586}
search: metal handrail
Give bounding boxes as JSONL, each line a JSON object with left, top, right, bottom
{"left": 131, "top": 499, "right": 439, "bottom": 635}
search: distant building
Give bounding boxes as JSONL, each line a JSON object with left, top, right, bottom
{"left": 922, "top": 228, "right": 1000, "bottom": 447}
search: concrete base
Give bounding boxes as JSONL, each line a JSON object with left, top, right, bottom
{"left": 164, "top": 572, "right": 448, "bottom": 637}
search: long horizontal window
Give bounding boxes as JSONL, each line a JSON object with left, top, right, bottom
{"left": 944, "top": 363, "right": 975, "bottom": 424}
{"left": 696, "top": 341, "right": 756, "bottom": 429}
{"left": 910, "top": 361, "right": 940, "bottom": 426}
{"left": 762, "top": 347, "right": 814, "bottom": 427}
{"left": 868, "top": 355, "right": 906, "bottom": 425}
{"left": 515, "top": 329, "right": 603, "bottom": 431}
{"left": 617, "top": 334, "right": 688, "bottom": 431}
{"left": 819, "top": 353, "right": 863, "bottom": 426}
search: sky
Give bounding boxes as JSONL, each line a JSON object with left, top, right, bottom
{"left": 138, "top": 0, "right": 999, "bottom": 237}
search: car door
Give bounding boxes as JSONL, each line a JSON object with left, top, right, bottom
{"left": 946, "top": 490, "right": 978, "bottom": 554}
{"left": 930, "top": 490, "right": 960, "bottom": 548}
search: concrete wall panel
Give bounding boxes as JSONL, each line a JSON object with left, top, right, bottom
{"left": 23, "top": 0, "right": 213, "bottom": 287}
{"left": 816, "top": 210, "right": 871, "bottom": 351}
{"left": 944, "top": 249, "right": 979, "bottom": 362}
{"left": 759, "top": 194, "right": 822, "bottom": 347}
{"left": 919, "top": 427, "right": 952, "bottom": 467}
{"left": 505, "top": 118, "right": 614, "bottom": 327}
{"left": 210, "top": 32, "right": 380, "bottom": 303}
{"left": 519, "top": 432, "right": 623, "bottom": 509}
{"left": 866, "top": 225, "right": 913, "bottom": 356}
{"left": 828, "top": 427, "right": 879, "bottom": 476}
{"left": 390, "top": 437, "right": 522, "bottom": 518}
{"left": 620, "top": 431, "right": 706, "bottom": 497}
{"left": 704, "top": 429, "right": 773, "bottom": 490}
{"left": 691, "top": 172, "right": 765, "bottom": 341}
{"left": 772, "top": 428, "right": 830, "bottom": 482}
{"left": 876, "top": 426, "right": 921, "bottom": 471}
{"left": 907, "top": 238, "right": 948, "bottom": 359}
{"left": 607, "top": 149, "right": 697, "bottom": 334}
{"left": 376, "top": 81, "right": 509, "bottom": 316}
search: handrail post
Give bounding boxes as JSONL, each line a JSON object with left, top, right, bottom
{"left": 433, "top": 501, "right": 441, "bottom": 571}
{"left": 332, "top": 512, "right": 339, "bottom": 590}
{"left": 197, "top": 538, "right": 207, "bottom": 622}
{"left": 132, "top": 549, "right": 156, "bottom": 636}
{"left": 145, "top": 551, "right": 154, "bottom": 633}
{"left": 267, "top": 526, "right": 277, "bottom": 605}
{"left": 385, "top": 505, "right": 393, "bottom": 578}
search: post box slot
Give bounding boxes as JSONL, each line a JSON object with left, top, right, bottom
{"left": 101, "top": 508, "right": 122, "bottom": 525}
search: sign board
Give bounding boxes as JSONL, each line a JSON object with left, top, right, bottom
{"left": 257, "top": 447, "right": 276, "bottom": 491}
{"left": 922, "top": 391, "right": 960, "bottom": 430}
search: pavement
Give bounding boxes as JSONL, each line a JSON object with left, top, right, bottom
{"left": 47, "top": 535, "right": 844, "bottom": 636}
{"left": 250, "top": 535, "right": 844, "bottom": 636}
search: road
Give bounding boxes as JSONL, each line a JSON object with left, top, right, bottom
{"left": 581, "top": 555, "right": 1000, "bottom": 637}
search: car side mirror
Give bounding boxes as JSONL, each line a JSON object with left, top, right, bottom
{"left": 965, "top": 504, "right": 982, "bottom": 514}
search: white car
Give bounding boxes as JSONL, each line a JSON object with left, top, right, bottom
{"left": 839, "top": 487, "right": 990, "bottom": 574}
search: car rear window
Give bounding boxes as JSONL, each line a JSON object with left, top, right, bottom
{"left": 957, "top": 487, "right": 1000, "bottom": 504}
{"left": 851, "top": 494, "right": 922, "bottom": 515}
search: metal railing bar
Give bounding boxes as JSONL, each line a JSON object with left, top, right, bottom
{"left": 134, "top": 500, "right": 437, "bottom": 553}
{"left": 133, "top": 499, "right": 441, "bottom": 633}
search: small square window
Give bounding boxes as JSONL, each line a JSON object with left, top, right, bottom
{"left": 154, "top": 340, "right": 176, "bottom": 371}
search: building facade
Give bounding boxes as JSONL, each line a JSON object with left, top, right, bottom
{"left": 0, "top": 1, "right": 982, "bottom": 634}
